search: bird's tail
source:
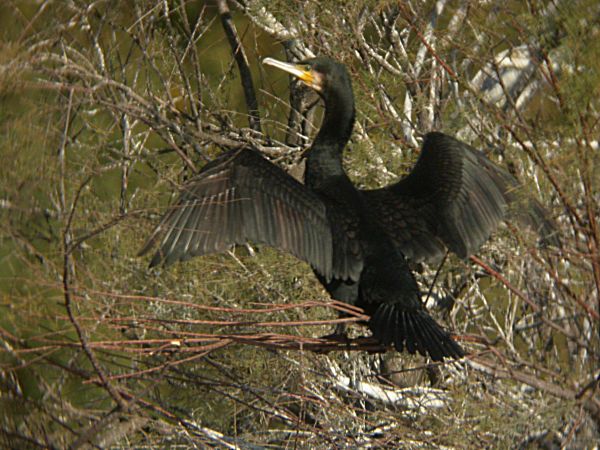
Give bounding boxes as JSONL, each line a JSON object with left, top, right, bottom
{"left": 369, "top": 303, "right": 464, "bottom": 361}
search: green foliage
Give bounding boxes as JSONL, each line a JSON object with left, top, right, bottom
{"left": 1, "top": 0, "right": 598, "bottom": 448}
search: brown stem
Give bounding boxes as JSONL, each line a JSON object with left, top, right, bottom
{"left": 469, "top": 255, "right": 594, "bottom": 351}
{"left": 217, "top": 0, "right": 262, "bottom": 132}
{"left": 57, "top": 89, "right": 128, "bottom": 419}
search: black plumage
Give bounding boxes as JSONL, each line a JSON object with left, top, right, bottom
{"left": 140, "top": 56, "right": 556, "bottom": 361}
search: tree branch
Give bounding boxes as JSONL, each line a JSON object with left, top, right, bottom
{"left": 217, "top": 0, "right": 262, "bottom": 132}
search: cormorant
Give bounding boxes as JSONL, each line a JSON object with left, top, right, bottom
{"left": 139, "top": 56, "right": 556, "bottom": 361}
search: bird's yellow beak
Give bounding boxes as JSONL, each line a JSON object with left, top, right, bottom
{"left": 263, "top": 57, "right": 320, "bottom": 91}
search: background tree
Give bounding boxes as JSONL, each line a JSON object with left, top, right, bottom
{"left": 1, "top": 0, "right": 598, "bottom": 447}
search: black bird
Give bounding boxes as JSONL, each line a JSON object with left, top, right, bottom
{"left": 140, "top": 56, "right": 555, "bottom": 361}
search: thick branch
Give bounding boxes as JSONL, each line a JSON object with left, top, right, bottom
{"left": 217, "top": 0, "right": 262, "bottom": 132}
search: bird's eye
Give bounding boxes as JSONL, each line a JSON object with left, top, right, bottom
{"left": 304, "top": 65, "right": 312, "bottom": 72}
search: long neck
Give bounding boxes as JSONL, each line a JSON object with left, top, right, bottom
{"left": 305, "top": 89, "right": 355, "bottom": 184}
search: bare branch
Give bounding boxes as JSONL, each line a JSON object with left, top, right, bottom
{"left": 217, "top": 0, "right": 262, "bottom": 132}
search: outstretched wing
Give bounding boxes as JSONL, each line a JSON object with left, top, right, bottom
{"left": 139, "top": 148, "right": 334, "bottom": 280}
{"left": 363, "top": 132, "right": 522, "bottom": 262}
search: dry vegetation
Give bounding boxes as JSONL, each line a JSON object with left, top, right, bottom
{"left": 1, "top": 0, "right": 599, "bottom": 448}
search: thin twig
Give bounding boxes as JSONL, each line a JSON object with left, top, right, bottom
{"left": 58, "top": 88, "right": 127, "bottom": 412}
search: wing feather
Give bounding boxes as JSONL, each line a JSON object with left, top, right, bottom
{"left": 363, "top": 132, "right": 554, "bottom": 262}
{"left": 139, "top": 148, "right": 334, "bottom": 279}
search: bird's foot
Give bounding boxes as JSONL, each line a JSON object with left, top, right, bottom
{"left": 320, "top": 323, "right": 350, "bottom": 342}
{"left": 319, "top": 330, "right": 351, "bottom": 344}
{"left": 315, "top": 323, "right": 352, "bottom": 352}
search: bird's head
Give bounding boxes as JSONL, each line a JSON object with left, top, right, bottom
{"left": 263, "top": 56, "right": 352, "bottom": 102}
